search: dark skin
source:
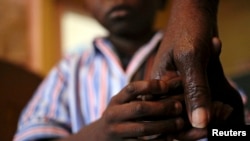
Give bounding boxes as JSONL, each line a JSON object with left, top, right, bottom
{"left": 150, "top": 0, "right": 244, "bottom": 131}
{"left": 45, "top": 0, "right": 186, "bottom": 140}
{"left": 85, "top": 0, "right": 160, "bottom": 69}
{"left": 39, "top": 0, "right": 244, "bottom": 140}
{"left": 54, "top": 70, "right": 233, "bottom": 141}
{"left": 150, "top": 0, "right": 224, "bottom": 128}
{"left": 158, "top": 38, "right": 245, "bottom": 140}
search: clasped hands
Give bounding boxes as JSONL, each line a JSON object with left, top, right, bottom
{"left": 94, "top": 38, "right": 243, "bottom": 141}
{"left": 99, "top": 76, "right": 232, "bottom": 141}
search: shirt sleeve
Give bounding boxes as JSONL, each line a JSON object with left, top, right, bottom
{"left": 13, "top": 57, "right": 72, "bottom": 141}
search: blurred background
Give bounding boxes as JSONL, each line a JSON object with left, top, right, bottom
{"left": 0, "top": 0, "right": 249, "bottom": 77}
{"left": 0, "top": 0, "right": 250, "bottom": 122}
{"left": 0, "top": 0, "right": 249, "bottom": 75}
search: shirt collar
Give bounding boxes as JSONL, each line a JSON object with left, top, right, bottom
{"left": 93, "top": 31, "right": 163, "bottom": 81}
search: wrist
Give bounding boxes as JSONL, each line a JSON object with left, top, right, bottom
{"left": 168, "top": 0, "right": 219, "bottom": 36}
{"left": 172, "top": 0, "right": 219, "bottom": 14}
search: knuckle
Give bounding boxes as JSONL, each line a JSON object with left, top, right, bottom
{"left": 126, "top": 82, "right": 137, "bottom": 95}
{"left": 175, "top": 41, "right": 209, "bottom": 64}
{"left": 106, "top": 125, "right": 117, "bottom": 136}
{"left": 163, "top": 100, "right": 182, "bottom": 115}
{"left": 133, "top": 102, "right": 146, "bottom": 115}
{"left": 175, "top": 45, "right": 195, "bottom": 60}
{"left": 103, "top": 110, "right": 114, "bottom": 122}
{"left": 184, "top": 46, "right": 197, "bottom": 57}
{"left": 133, "top": 125, "right": 146, "bottom": 135}
{"left": 149, "top": 79, "right": 161, "bottom": 92}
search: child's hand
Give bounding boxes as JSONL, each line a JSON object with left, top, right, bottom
{"left": 88, "top": 78, "right": 184, "bottom": 141}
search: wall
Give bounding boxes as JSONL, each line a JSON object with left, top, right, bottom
{"left": 0, "top": 0, "right": 28, "bottom": 67}
{"left": 218, "top": 0, "right": 250, "bottom": 77}
{"left": 155, "top": 0, "right": 250, "bottom": 78}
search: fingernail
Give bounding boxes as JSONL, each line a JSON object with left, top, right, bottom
{"left": 191, "top": 107, "right": 208, "bottom": 128}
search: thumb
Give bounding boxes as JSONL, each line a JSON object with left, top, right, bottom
{"left": 181, "top": 37, "right": 221, "bottom": 128}
{"left": 175, "top": 44, "right": 212, "bottom": 128}
{"left": 182, "top": 61, "right": 211, "bottom": 128}
{"left": 184, "top": 68, "right": 210, "bottom": 128}
{"left": 186, "top": 37, "right": 221, "bottom": 128}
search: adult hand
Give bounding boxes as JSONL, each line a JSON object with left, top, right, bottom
{"left": 151, "top": 0, "right": 220, "bottom": 128}
{"left": 147, "top": 37, "right": 244, "bottom": 141}
{"left": 139, "top": 78, "right": 235, "bottom": 141}
{"left": 172, "top": 37, "right": 244, "bottom": 140}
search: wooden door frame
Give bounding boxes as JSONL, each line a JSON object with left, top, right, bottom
{"left": 26, "top": 0, "right": 64, "bottom": 76}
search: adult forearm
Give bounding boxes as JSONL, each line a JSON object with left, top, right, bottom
{"left": 151, "top": 0, "right": 221, "bottom": 128}
{"left": 165, "top": 0, "right": 219, "bottom": 40}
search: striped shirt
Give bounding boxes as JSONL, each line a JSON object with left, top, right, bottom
{"left": 14, "top": 32, "right": 163, "bottom": 141}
